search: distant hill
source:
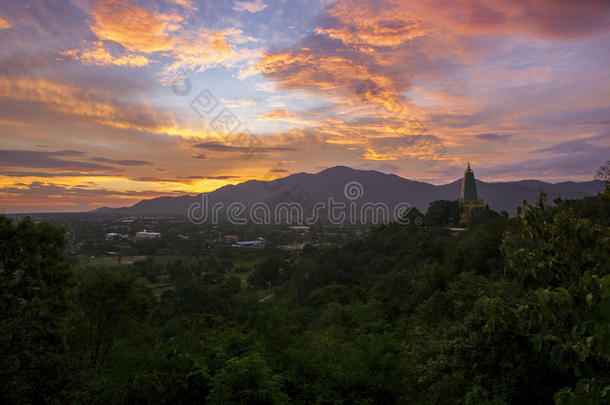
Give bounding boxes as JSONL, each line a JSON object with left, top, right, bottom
{"left": 91, "top": 166, "right": 604, "bottom": 218}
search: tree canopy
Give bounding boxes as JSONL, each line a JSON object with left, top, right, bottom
{"left": 2, "top": 193, "right": 609, "bottom": 403}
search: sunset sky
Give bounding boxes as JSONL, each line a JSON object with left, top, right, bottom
{"left": 1, "top": 0, "right": 609, "bottom": 212}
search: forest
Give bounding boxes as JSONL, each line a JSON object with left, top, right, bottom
{"left": 1, "top": 194, "right": 609, "bottom": 404}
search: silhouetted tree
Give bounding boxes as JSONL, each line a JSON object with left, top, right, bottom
{"left": 0, "top": 216, "right": 74, "bottom": 403}
{"left": 595, "top": 159, "right": 610, "bottom": 196}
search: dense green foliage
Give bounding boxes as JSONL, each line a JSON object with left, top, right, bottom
{"left": 0, "top": 217, "right": 74, "bottom": 403}
{"left": 1, "top": 195, "right": 609, "bottom": 403}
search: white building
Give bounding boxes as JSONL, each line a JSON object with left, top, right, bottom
{"left": 232, "top": 240, "right": 264, "bottom": 247}
{"left": 105, "top": 233, "right": 128, "bottom": 240}
{"left": 119, "top": 217, "right": 136, "bottom": 223}
{"left": 135, "top": 231, "right": 161, "bottom": 239}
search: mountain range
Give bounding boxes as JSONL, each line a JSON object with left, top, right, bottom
{"left": 93, "top": 166, "right": 604, "bottom": 217}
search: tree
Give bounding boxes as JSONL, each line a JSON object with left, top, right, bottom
{"left": 75, "top": 266, "right": 151, "bottom": 370}
{"left": 207, "top": 353, "right": 288, "bottom": 404}
{"left": 480, "top": 197, "right": 610, "bottom": 403}
{"left": 248, "top": 256, "right": 284, "bottom": 289}
{"left": 595, "top": 159, "right": 610, "bottom": 196}
{"left": 0, "top": 216, "right": 74, "bottom": 403}
{"left": 425, "top": 200, "right": 461, "bottom": 227}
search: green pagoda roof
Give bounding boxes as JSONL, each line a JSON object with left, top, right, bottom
{"left": 460, "top": 162, "right": 479, "bottom": 202}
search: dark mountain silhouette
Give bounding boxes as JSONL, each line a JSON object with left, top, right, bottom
{"left": 92, "top": 166, "right": 604, "bottom": 217}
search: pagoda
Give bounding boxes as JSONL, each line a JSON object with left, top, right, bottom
{"left": 459, "top": 162, "right": 484, "bottom": 223}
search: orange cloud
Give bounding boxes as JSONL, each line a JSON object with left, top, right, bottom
{"left": 317, "top": 0, "right": 425, "bottom": 47}
{"left": 362, "top": 136, "right": 446, "bottom": 161}
{"left": 257, "top": 108, "right": 319, "bottom": 125}
{"left": 260, "top": 108, "right": 297, "bottom": 120}
{"left": 258, "top": 0, "right": 610, "bottom": 124}
{"left": 169, "top": 0, "right": 197, "bottom": 10}
{"left": 0, "top": 180, "right": 191, "bottom": 213}
{"left": 61, "top": 41, "right": 149, "bottom": 67}
{"left": 0, "top": 15, "right": 12, "bottom": 29}
{"left": 90, "top": 0, "right": 181, "bottom": 53}
{"left": 0, "top": 74, "right": 207, "bottom": 137}
{"left": 221, "top": 98, "right": 257, "bottom": 107}
{"left": 256, "top": 52, "right": 403, "bottom": 108}
{"left": 64, "top": 0, "right": 258, "bottom": 78}
{"left": 253, "top": 0, "right": 610, "bottom": 175}
{"left": 158, "top": 30, "right": 238, "bottom": 78}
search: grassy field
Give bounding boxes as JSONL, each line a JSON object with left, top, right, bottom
{"left": 83, "top": 255, "right": 198, "bottom": 266}
{"left": 81, "top": 254, "right": 260, "bottom": 292}
{"left": 85, "top": 255, "right": 146, "bottom": 266}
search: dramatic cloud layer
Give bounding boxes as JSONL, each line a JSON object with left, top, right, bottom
{"left": 0, "top": 0, "right": 608, "bottom": 211}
